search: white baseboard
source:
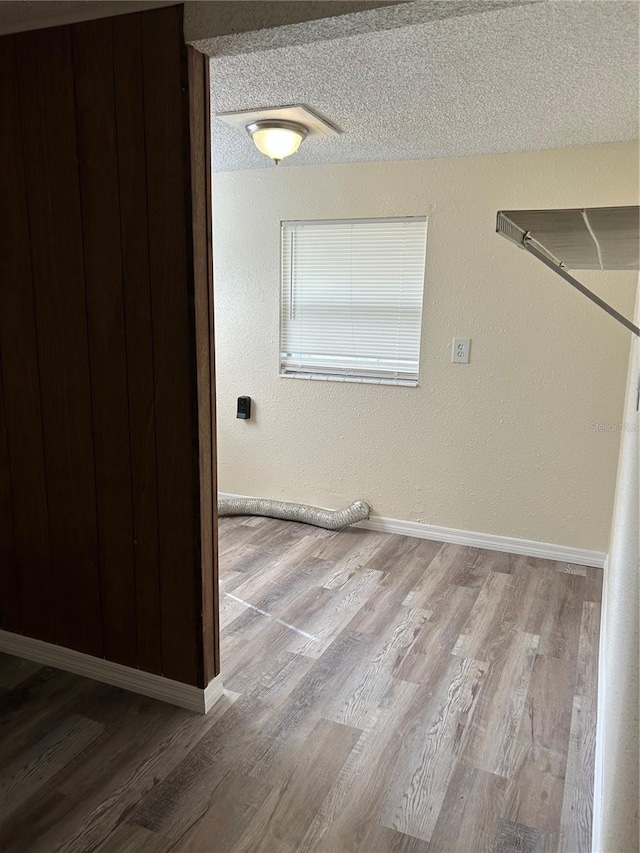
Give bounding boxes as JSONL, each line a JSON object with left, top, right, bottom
{"left": 203, "top": 674, "right": 225, "bottom": 713}
{"left": 0, "top": 630, "right": 223, "bottom": 714}
{"left": 218, "top": 491, "right": 605, "bottom": 568}
{"left": 357, "top": 516, "right": 606, "bottom": 568}
{"left": 592, "top": 556, "right": 609, "bottom": 851}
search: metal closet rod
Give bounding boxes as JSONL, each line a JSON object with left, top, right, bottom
{"left": 522, "top": 237, "right": 640, "bottom": 338}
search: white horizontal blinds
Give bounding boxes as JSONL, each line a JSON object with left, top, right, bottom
{"left": 280, "top": 218, "right": 427, "bottom": 383}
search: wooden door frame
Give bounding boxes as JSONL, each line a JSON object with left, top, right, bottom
{"left": 186, "top": 45, "right": 219, "bottom": 684}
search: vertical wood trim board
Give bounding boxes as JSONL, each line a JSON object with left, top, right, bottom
{"left": 142, "top": 6, "right": 200, "bottom": 686}
{"left": 188, "top": 45, "right": 218, "bottom": 685}
{"left": 113, "top": 12, "right": 163, "bottom": 677}
{"left": 0, "top": 362, "right": 18, "bottom": 632}
{"left": 205, "top": 58, "right": 221, "bottom": 676}
{"left": 73, "top": 17, "right": 139, "bottom": 668}
{"left": 16, "top": 23, "right": 103, "bottom": 657}
{"left": 0, "top": 36, "right": 54, "bottom": 641}
{"left": 0, "top": 8, "right": 218, "bottom": 689}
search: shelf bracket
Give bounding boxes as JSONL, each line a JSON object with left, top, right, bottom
{"left": 496, "top": 208, "right": 640, "bottom": 338}
{"left": 521, "top": 235, "right": 640, "bottom": 338}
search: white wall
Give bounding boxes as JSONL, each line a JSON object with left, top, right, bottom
{"left": 212, "top": 141, "right": 638, "bottom": 552}
{"left": 593, "top": 281, "right": 639, "bottom": 852}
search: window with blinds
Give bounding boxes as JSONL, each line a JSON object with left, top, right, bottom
{"left": 280, "top": 217, "right": 428, "bottom": 385}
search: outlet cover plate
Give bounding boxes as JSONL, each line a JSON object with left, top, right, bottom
{"left": 452, "top": 337, "right": 471, "bottom": 364}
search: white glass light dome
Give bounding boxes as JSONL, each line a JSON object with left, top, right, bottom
{"left": 246, "top": 120, "right": 308, "bottom": 165}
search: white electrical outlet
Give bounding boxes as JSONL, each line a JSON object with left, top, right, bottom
{"left": 452, "top": 337, "right": 470, "bottom": 364}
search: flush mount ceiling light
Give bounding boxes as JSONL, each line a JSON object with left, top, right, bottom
{"left": 246, "top": 120, "right": 308, "bottom": 165}
{"left": 216, "top": 104, "right": 340, "bottom": 166}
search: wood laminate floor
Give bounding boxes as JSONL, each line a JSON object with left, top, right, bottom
{"left": 0, "top": 517, "right": 601, "bottom": 852}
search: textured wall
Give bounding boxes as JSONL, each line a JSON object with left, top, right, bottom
{"left": 212, "top": 141, "right": 638, "bottom": 551}
{"left": 593, "top": 281, "right": 639, "bottom": 851}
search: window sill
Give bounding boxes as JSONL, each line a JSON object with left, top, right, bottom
{"left": 279, "top": 372, "right": 418, "bottom": 387}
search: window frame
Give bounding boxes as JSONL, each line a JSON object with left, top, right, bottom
{"left": 278, "top": 216, "right": 428, "bottom": 387}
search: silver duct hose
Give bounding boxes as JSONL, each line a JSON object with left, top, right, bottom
{"left": 218, "top": 495, "right": 371, "bottom": 530}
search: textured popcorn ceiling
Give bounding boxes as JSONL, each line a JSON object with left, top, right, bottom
{"left": 0, "top": 0, "right": 174, "bottom": 34}
{"left": 187, "top": 1, "right": 525, "bottom": 55}
{"left": 0, "top": 0, "right": 403, "bottom": 36}
{"left": 209, "top": 1, "right": 639, "bottom": 172}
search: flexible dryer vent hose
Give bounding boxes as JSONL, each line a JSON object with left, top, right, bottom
{"left": 218, "top": 495, "right": 371, "bottom": 531}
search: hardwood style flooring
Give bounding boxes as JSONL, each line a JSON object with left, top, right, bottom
{"left": 0, "top": 517, "right": 601, "bottom": 852}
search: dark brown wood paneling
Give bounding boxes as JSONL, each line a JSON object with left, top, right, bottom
{"left": 14, "top": 26, "right": 102, "bottom": 657}
{"left": 188, "top": 46, "right": 218, "bottom": 682}
{"left": 0, "top": 357, "right": 19, "bottom": 633}
{"left": 0, "top": 10, "right": 217, "bottom": 689}
{"left": 0, "top": 36, "right": 54, "bottom": 642}
{"left": 72, "top": 19, "right": 138, "bottom": 667}
{"left": 142, "top": 5, "right": 200, "bottom": 685}
{"left": 113, "top": 12, "right": 163, "bottom": 676}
